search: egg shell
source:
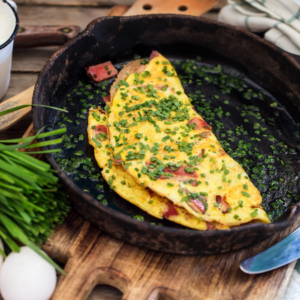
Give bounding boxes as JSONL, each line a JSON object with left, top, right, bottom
{"left": 0, "top": 246, "right": 57, "bottom": 300}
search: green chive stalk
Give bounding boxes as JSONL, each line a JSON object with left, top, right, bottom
{"left": 0, "top": 105, "right": 71, "bottom": 274}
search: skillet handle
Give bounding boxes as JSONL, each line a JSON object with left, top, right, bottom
{"left": 14, "top": 25, "right": 81, "bottom": 48}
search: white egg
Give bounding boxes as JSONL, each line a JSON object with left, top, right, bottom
{"left": 0, "top": 246, "right": 57, "bottom": 300}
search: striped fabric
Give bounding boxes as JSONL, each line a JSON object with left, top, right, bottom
{"left": 219, "top": 0, "right": 300, "bottom": 54}
{"left": 229, "top": 0, "right": 300, "bottom": 32}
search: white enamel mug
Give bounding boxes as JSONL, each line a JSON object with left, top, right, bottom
{"left": 0, "top": 0, "right": 19, "bottom": 100}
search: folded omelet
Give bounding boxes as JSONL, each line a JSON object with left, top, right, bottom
{"left": 88, "top": 109, "right": 229, "bottom": 230}
{"left": 106, "top": 52, "right": 270, "bottom": 227}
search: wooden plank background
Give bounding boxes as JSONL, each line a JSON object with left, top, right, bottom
{"left": 14, "top": 0, "right": 226, "bottom": 8}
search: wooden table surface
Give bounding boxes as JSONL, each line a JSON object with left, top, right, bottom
{"left": 0, "top": 1, "right": 222, "bottom": 299}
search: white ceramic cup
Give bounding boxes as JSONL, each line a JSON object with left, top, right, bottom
{"left": 0, "top": 0, "right": 18, "bottom": 101}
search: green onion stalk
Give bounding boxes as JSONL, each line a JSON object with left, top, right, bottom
{"left": 0, "top": 105, "right": 71, "bottom": 274}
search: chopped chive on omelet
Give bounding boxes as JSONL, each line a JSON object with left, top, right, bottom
{"left": 87, "top": 51, "right": 270, "bottom": 230}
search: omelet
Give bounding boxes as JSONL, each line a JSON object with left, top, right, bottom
{"left": 88, "top": 108, "right": 228, "bottom": 230}
{"left": 87, "top": 108, "right": 110, "bottom": 169}
{"left": 107, "top": 51, "right": 270, "bottom": 227}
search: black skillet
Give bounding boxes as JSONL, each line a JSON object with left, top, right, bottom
{"left": 32, "top": 15, "right": 300, "bottom": 255}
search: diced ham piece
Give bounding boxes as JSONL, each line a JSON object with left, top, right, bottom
{"left": 134, "top": 64, "right": 146, "bottom": 74}
{"left": 86, "top": 61, "right": 118, "bottom": 82}
{"left": 182, "top": 188, "right": 207, "bottom": 214}
{"left": 113, "top": 157, "right": 122, "bottom": 165}
{"left": 93, "top": 125, "right": 108, "bottom": 136}
{"left": 147, "top": 188, "right": 155, "bottom": 198}
{"left": 162, "top": 166, "right": 198, "bottom": 179}
{"left": 103, "top": 95, "right": 111, "bottom": 104}
{"left": 198, "top": 149, "right": 205, "bottom": 158}
{"left": 191, "top": 180, "right": 198, "bottom": 187}
{"left": 188, "top": 198, "right": 206, "bottom": 214}
{"left": 163, "top": 203, "right": 179, "bottom": 218}
{"left": 155, "top": 84, "right": 166, "bottom": 90}
{"left": 145, "top": 163, "right": 197, "bottom": 181}
{"left": 216, "top": 195, "right": 230, "bottom": 213}
{"left": 149, "top": 50, "right": 160, "bottom": 61}
{"left": 206, "top": 222, "right": 215, "bottom": 230}
{"left": 188, "top": 117, "right": 211, "bottom": 131}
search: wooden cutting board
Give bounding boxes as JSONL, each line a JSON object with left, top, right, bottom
{"left": 6, "top": 1, "right": 299, "bottom": 299}
{"left": 43, "top": 211, "right": 299, "bottom": 300}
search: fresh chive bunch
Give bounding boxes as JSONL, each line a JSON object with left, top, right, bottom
{"left": 0, "top": 105, "right": 71, "bottom": 274}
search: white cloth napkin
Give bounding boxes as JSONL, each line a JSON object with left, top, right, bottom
{"left": 218, "top": 0, "right": 300, "bottom": 55}
{"left": 283, "top": 269, "right": 300, "bottom": 300}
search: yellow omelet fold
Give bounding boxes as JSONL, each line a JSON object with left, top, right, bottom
{"left": 107, "top": 52, "right": 270, "bottom": 227}
{"left": 88, "top": 109, "right": 229, "bottom": 230}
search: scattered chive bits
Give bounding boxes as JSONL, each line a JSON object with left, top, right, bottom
{"left": 54, "top": 53, "right": 300, "bottom": 228}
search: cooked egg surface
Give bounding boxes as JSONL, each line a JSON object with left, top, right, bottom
{"left": 88, "top": 109, "right": 230, "bottom": 230}
{"left": 87, "top": 109, "right": 111, "bottom": 169}
{"left": 0, "top": 246, "right": 56, "bottom": 300}
{"left": 107, "top": 53, "right": 270, "bottom": 226}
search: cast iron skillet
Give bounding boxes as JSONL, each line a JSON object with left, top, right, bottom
{"left": 33, "top": 15, "right": 300, "bottom": 255}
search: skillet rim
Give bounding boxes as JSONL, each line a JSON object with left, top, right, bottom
{"left": 32, "top": 14, "right": 300, "bottom": 246}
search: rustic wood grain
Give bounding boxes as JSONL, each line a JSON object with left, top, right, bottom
{"left": 15, "top": 0, "right": 133, "bottom": 6}
{"left": 0, "top": 113, "right": 32, "bottom": 140}
{"left": 14, "top": 0, "right": 228, "bottom": 10}
{"left": 41, "top": 209, "right": 298, "bottom": 300}
{"left": 1, "top": 75, "right": 35, "bottom": 139}
{"left": 0, "top": 86, "right": 34, "bottom": 132}
{"left": 2, "top": 73, "right": 37, "bottom": 102}
{"left": 89, "top": 285, "right": 122, "bottom": 300}
{"left": 124, "top": 0, "right": 217, "bottom": 16}
{"left": 106, "top": 4, "right": 130, "bottom": 16}
{"left": 17, "top": 6, "right": 110, "bottom": 28}
{"left": 12, "top": 46, "right": 59, "bottom": 73}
